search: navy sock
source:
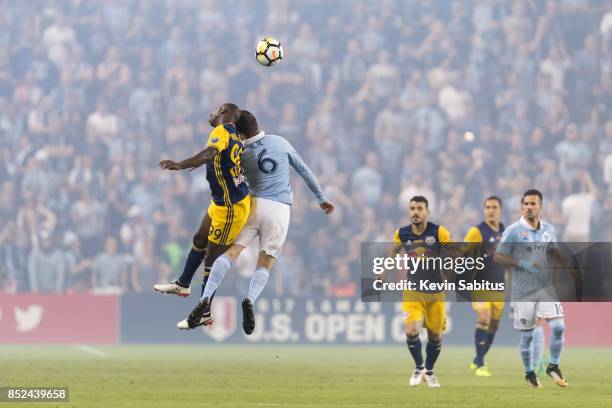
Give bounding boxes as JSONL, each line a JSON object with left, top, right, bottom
{"left": 474, "top": 328, "right": 488, "bottom": 367}
{"left": 406, "top": 334, "right": 424, "bottom": 368}
{"left": 484, "top": 331, "right": 496, "bottom": 355}
{"left": 425, "top": 340, "right": 442, "bottom": 371}
{"left": 177, "top": 247, "right": 206, "bottom": 286}
{"left": 201, "top": 266, "right": 211, "bottom": 297}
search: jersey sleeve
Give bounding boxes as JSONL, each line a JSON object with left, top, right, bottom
{"left": 496, "top": 227, "right": 515, "bottom": 256}
{"left": 285, "top": 139, "right": 327, "bottom": 204}
{"left": 205, "top": 125, "right": 230, "bottom": 152}
{"left": 437, "top": 225, "right": 453, "bottom": 244}
{"left": 393, "top": 229, "right": 401, "bottom": 244}
{"left": 464, "top": 227, "right": 483, "bottom": 243}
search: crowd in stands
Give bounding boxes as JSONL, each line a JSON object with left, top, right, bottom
{"left": 1, "top": 0, "right": 611, "bottom": 297}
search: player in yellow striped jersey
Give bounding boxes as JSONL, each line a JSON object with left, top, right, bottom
{"left": 392, "top": 196, "right": 453, "bottom": 388}
{"left": 465, "top": 196, "right": 506, "bottom": 377}
{"left": 154, "top": 103, "right": 250, "bottom": 328}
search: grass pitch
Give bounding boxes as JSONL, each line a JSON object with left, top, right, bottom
{"left": 1, "top": 345, "right": 611, "bottom": 407}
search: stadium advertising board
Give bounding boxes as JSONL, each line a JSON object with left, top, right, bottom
{"left": 0, "top": 294, "right": 119, "bottom": 344}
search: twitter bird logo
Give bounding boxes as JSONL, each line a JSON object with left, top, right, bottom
{"left": 14, "top": 305, "right": 44, "bottom": 332}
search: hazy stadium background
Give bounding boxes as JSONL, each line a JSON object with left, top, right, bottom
{"left": 0, "top": 0, "right": 611, "bottom": 347}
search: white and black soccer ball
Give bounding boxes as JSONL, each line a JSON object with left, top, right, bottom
{"left": 256, "top": 36, "right": 283, "bottom": 66}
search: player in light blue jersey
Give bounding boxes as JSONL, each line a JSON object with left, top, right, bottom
{"left": 494, "top": 189, "right": 569, "bottom": 389}
{"left": 180, "top": 110, "right": 334, "bottom": 332}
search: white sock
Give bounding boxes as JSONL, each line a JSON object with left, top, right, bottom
{"left": 201, "top": 255, "right": 232, "bottom": 300}
{"left": 247, "top": 267, "right": 269, "bottom": 303}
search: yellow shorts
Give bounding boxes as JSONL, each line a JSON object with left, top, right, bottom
{"left": 402, "top": 291, "right": 446, "bottom": 334}
{"left": 207, "top": 195, "right": 250, "bottom": 245}
{"left": 472, "top": 301, "right": 505, "bottom": 321}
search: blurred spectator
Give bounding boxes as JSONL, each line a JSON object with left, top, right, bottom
{"left": 275, "top": 242, "right": 307, "bottom": 296}
{"left": 130, "top": 239, "right": 169, "bottom": 292}
{"left": 62, "top": 231, "right": 92, "bottom": 293}
{"left": 561, "top": 171, "right": 599, "bottom": 241}
{"left": 86, "top": 98, "right": 118, "bottom": 145}
{"left": 70, "top": 187, "right": 107, "bottom": 256}
{"left": 42, "top": 13, "right": 77, "bottom": 67}
{"left": 27, "top": 230, "right": 65, "bottom": 293}
{"left": 352, "top": 152, "right": 382, "bottom": 206}
{"left": 325, "top": 263, "right": 357, "bottom": 298}
{"left": 92, "top": 236, "right": 128, "bottom": 294}
{"left": 555, "top": 123, "right": 593, "bottom": 190}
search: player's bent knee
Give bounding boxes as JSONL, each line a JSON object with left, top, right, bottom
{"left": 192, "top": 235, "right": 208, "bottom": 251}
{"left": 404, "top": 326, "right": 419, "bottom": 337}
{"left": 257, "top": 251, "right": 276, "bottom": 270}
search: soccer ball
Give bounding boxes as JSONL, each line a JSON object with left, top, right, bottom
{"left": 256, "top": 37, "right": 283, "bottom": 66}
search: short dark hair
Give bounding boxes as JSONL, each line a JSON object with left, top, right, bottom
{"left": 521, "top": 189, "right": 543, "bottom": 204}
{"left": 409, "top": 195, "right": 429, "bottom": 209}
{"left": 236, "top": 110, "right": 259, "bottom": 137}
{"left": 221, "top": 103, "right": 241, "bottom": 123}
{"left": 484, "top": 196, "right": 503, "bottom": 207}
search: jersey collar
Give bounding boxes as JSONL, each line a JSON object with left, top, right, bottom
{"left": 245, "top": 131, "right": 265, "bottom": 145}
{"left": 519, "top": 216, "right": 541, "bottom": 231}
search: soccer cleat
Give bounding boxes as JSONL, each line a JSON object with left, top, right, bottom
{"left": 153, "top": 280, "right": 191, "bottom": 297}
{"left": 525, "top": 371, "right": 543, "bottom": 389}
{"left": 424, "top": 371, "right": 441, "bottom": 388}
{"left": 546, "top": 364, "right": 568, "bottom": 387}
{"left": 475, "top": 366, "right": 492, "bottom": 377}
{"left": 242, "top": 298, "right": 255, "bottom": 335}
{"left": 176, "top": 314, "right": 213, "bottom": 330}
{"left": 469, "top": 362, "right": 478, "bottom": 370}
{"left": 185, "top": 297, "right": 211, "bottom": 329}
{"left": 409, "top": 367, "right": 426, "bottom": 386}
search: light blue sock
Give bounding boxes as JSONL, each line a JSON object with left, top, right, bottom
{"left": 201, "top": 255, "right": 232, "bottom": 300}
{"left": 532, "top": 325, "right": 545, "bottom": 367}
{"left": 519, "top": 329, "right": 535, "bottom": 373}
{"left": 548, "top": 318, "right": 565, "bottom": 365}
{"left": 247, "top": 267, "right": 269, "bottom": 303}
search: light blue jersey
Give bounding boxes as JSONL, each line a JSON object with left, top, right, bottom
{"left": 496, "top": 216, "right": 558, "bottom": 298}
{"left": 240, "top": 132, "right": 327, "bottom": 205}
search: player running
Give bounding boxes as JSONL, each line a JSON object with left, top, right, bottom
{"left": 494, "top": 189, "right": 568, "bottom": 388}
{"left": 181, "top": 110, "right": 334, "bottom": 332}
{"left": 392, "top": 196, "right": 452, "bottom": 388}
{"left": 154, "top": 103, "right": 250, "bottom": 327}
{"left": 465, "top": 196, "right": 505, "bottom": 377}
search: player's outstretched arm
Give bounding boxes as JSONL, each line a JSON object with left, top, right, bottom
{"left": 159, "top": 146, "right": 218, "bottom": 171}
{"left": 286, "top": 140, "right": 334, "bottom": 214}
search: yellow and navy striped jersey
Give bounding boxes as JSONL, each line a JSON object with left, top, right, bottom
{"left": 393, "top": 222, "right": 452, "bottom": 293}
{"left": 393, "top": 222, "right": 452, "bottom": 248}
{"left": 464, "top": 221, "right": 505, "bottom": 284}
{"left": 205, "top": 124, "right": 249, "bottom": 206}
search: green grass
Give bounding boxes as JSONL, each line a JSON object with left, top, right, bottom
{"left": 1, "top": 345, "right": 611, "bottom": 407}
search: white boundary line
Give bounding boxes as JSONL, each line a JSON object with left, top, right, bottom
{"left": 74, "top": 344, "right": 107, "bottom": 357}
